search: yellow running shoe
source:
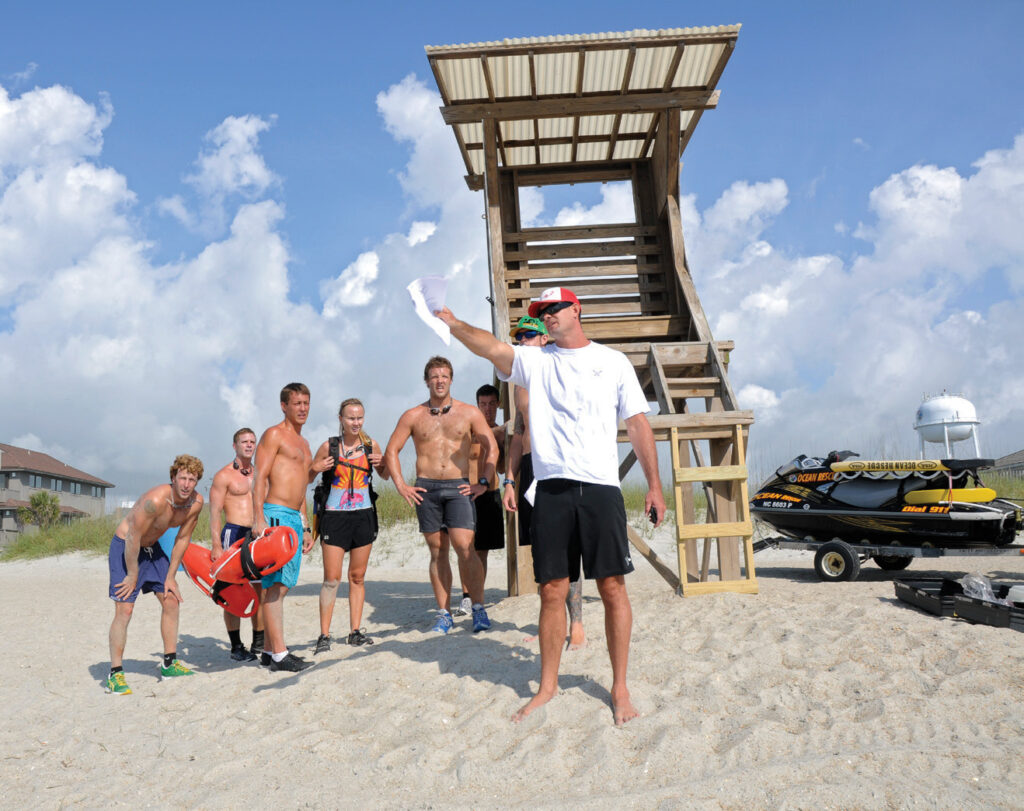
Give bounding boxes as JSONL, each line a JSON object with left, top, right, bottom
{"left": 105, "top": 671, "right": 132, "bottom": 695}
{"left": 158, "top": 660, "right": 195, "bottom": 679}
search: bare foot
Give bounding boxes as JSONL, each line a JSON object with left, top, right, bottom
{"left": 611, "top": 690, "right": 639, "bottom": 726}
{"left": 566, "top": 623, "right": 586, "bottom": 651}
{"left": 511, "top": 689, "right": 555, "bottom": 723}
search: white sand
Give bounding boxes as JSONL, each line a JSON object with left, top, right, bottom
{"left": 2, "top": 523, "right": 1022, "bottom": 809}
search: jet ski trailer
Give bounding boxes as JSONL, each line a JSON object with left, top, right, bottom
{"left": 750, "top": 452, "right": 1023, "bottom": 582}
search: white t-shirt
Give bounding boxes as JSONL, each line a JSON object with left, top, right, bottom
{"left": 499, "top": 341, "right": 649, "bottom": 487}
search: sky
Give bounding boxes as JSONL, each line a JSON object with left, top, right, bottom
{"left": 2, "top": 0, "right": 1023, "bottom": 502}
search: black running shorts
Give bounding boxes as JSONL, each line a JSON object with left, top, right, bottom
{"left": 320, "top": 509, "right": 375, "bottom": 551}
{"left": 473, "top": 489, "right": 504, "bottom": 551}
{"left": 530, "top": 478, "right": 634, "bottom": 583}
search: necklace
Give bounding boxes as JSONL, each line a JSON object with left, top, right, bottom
{"left": 167, "top": 494, "right": 196, "bottom": 511}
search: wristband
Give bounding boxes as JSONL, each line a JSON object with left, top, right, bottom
{"left": 502, "top": 478, "right": 515, "bottom": 487}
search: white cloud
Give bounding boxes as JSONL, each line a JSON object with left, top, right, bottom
{"left": 7, "top": 63, "right": 38, "bottom": 86}
{"left": 853, "top": 137, "right": 870, "bottom": 150}
{"left": 406, "top": 220, "right": 436, "bottom": 246}
{"left": 321, "top": 251, "right": 380, "bottom": 312}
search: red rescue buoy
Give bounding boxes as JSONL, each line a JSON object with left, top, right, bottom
{"left": 182, "top": 543, "right": 259, "bottom": 618}
{"left": 209, "top": 525, "right": 298, "bottom": 585}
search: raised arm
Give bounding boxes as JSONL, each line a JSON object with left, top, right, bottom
{"left": 434, "top": 307, "right": 515, "bottom": 377}
{"left": 624, "top": 413, "right": 666, "bottom": 527}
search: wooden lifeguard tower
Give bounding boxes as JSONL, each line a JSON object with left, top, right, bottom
{"left": 426, "top": 26, "right": 757, "bottom": 597}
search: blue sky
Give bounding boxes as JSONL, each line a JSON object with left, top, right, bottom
{"left": 3, "top": 1, "right": 1024, "bottom": 498}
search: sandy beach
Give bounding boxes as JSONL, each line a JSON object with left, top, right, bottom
{"left": 2, "top": 524, "right": 1022, "bottom": 809}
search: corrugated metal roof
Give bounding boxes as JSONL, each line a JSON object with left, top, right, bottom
{"left": 426, "top": 25, "right": 740, "bottom": 181}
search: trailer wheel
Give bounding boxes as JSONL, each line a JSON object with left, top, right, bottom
{"left": 872, "top": 555, "right": 913, "bottom": 571}
{"left": 814, "top": 541, "right": 861, "bottom": 582}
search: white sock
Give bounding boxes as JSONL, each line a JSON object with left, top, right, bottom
{"left": 271, "top": 650, "right": 289, "bottom": 663}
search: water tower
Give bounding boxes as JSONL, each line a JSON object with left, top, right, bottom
{"left": 913, "top": 392, "right": 981, "bottom": 458}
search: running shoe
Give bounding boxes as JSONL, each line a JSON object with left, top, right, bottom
{"left": 347, "top": 629, "right": 374, "bottom": 646}
{"left": 104, "top": 671, "right": 132, "bottom": 695}
{"left": 269, "top": 653, "right": 313, "bottom": 672}
{"left": 158, "top": 660, "right": 195, "bottom": 679}
{"left": 314, "top": 634, "right": 331, "bottom": 655}
{"left": 472, "top": 605, "right": 491, "bottom": 633}
{"left": 259, "top": 651, "right": 272, "bottom": 668}
{"left": 453, "top": 596, "right": 472, "bottom": 616}
{"left": 430, "top": 610, "right": 454, "bottom": 634}
{"left": 230, "top": 644, "right": 257, "bottom": 662}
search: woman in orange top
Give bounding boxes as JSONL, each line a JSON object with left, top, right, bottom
{"left": 311, "top": 398, "right": 389, "bottom": 651}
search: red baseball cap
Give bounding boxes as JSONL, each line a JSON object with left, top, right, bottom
{"left": 528, "top": 287, "right": 581, "bottom": 318}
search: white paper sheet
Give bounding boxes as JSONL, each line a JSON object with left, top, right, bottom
{"left": 407, "top": 276, "right": 450, "bottom": 345}
{"left": 525, "top": 479, "right": 537, "bottom": 506}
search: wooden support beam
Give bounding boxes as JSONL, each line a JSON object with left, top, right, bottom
{"left": 507, "top": 223, "right": 656, "bottom": 241}
{"left": 676, "top": 520, "right": 751, "bottom": 540}
{"left": 673, "top": 465, "right": 748, "bottom": 483}
{"left": 440, "top": 89, "right": 719, "bottom": 124}
{"left": 664, "top": 196, "right": 712, "bottom": 342}
{"left": 662, "top": 43, "right": 686, "bottom": 90}
{"left": 505, "top": 241, "right": 660, "bottom": 262}
{"left": 504, "top": 261, "right": 641, "bottom": 280}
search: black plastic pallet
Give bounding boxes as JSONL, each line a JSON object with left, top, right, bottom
{"left": 894, "top": 578, "right": 964, "bottom": 617}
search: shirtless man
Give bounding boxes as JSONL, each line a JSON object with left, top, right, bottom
{"left": 251, "top": 383, "right": 318, "bottom": 673}
{"left": 105, "top": 454, "right": 205, "bottom": 695}
{"left": 209, "top": 428, "right": 263, "bottom": 662}
{"left": 454, "top": 383, "right": 506, "bottom": 616}
{"left": 384, "top": 356, "right": 497, "bottom": 634}
{"left": 504, "top": 316, "right": 586, "bottom": 651}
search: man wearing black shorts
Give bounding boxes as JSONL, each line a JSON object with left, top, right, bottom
{"left": 384, "top": 357, "right": 498, "bottom": 635}
{"left": 436, "top": 288, "right": 665, "bottom": 726}
{"left": 455, "top": 383, "right": 506, "bottom": 616}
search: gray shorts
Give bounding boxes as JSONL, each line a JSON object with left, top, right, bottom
{"left": 415, "top": 478, "right": 475, "bottom": 533}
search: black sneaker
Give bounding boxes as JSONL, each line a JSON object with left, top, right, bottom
{"left": 314, "top": 634, "right": 331, "bottom": 655}
{"left": 230, "top": 645, "right": 257, "bottom": 662}
{"left": 347, "top": 629, "right": 374, "bottom": 646}
{"left": 269, "top": 653, "right": 313, "bottom": 673}
{"left": 259, "top": 651, "right": 272, "bottom": 668}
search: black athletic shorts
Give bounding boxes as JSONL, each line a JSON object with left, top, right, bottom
{"left": 530, "top": 478, "right": 633, "bottom": 583}
{"left": 320, "top": 509, "right": 375, "bottom": 551}
{"left": 517, "top": 452, "right": 534, "bottom": 546}
{"left": 473, "top": 489, "right": 504, "bottom": 551}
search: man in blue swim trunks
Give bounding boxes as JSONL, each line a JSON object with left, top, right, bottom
{"left": 252, "top": 383, "right": 319, "bottom": 673}
{"left": 105, "top": 454, "right": 205, "bottom": 695}
{"left": 209, "top": 427, "right": 263, "bottom": 662}
{"left": 384, "top": 356, "right": 497, "bottom": 635}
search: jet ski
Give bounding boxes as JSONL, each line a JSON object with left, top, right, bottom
{"left": 750, "top": 451, "right": 1021, "bottom": 549}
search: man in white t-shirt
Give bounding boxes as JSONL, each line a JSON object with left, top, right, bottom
{"left": 435, "top": 287, "right": 666, "bottom": 726}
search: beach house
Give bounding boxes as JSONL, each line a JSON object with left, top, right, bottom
{"left": 0, "top": 443, "right": 113, "bottom": 546}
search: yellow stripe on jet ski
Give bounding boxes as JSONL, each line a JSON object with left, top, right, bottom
{"left": 830, "top": 460, "right": 950, "bottom": 473}
{"left": 904, "top": 488, "right": 996, "bottom": 505}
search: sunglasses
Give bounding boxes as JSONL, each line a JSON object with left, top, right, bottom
{"left": 514, "top": 330, "right": 542, "bottom": 343}
{"left": 538, "top": 300, "right": 573, "bottom": 318}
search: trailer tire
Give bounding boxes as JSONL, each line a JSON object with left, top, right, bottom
{"left": 814, "top": 541, "right": 861, "bottom": 582}
{"left": 872, "top": 555, "right": 913, "bottom": 571}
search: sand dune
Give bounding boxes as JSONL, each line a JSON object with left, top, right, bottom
{"left": 1, "top": 525, "right": 1022, "bottom": 808}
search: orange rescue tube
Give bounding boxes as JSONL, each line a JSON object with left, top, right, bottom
{"left": 182, "top": 543, "right": 259, "bottom": 618}
{"left": 209, "top": 526, "right": 298, "bottom": 585}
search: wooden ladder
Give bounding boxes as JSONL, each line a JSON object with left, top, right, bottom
{"left": 648, "top": 342, "right": 758, "bottom": 595}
